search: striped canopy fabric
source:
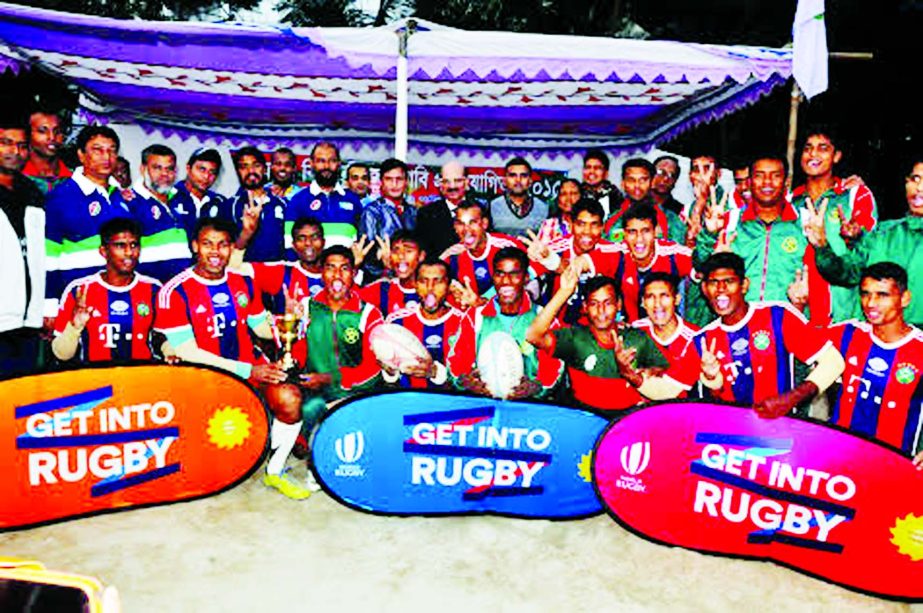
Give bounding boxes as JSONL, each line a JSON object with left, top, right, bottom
{"left": 0, "top": 3, "right": 793, "bottom": 157}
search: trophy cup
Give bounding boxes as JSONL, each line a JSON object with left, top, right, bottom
{"left": 275, "top": 311, "right": 299, "bottom": 374}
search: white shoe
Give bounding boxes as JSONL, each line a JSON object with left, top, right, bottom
{"left": 305, "top": 470, "right": 322, "bottom": 493}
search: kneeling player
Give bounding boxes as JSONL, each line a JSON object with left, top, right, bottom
{"left": 53, "top": 217, "right": 163, "bottom": 363}
{"left": 827, "top": 262, "right": 923, "bottom": 459}
{"left": 384, "top": 258, "right": 465, "bottom": 389}
{"left": 526, "top": 266, "right": 673, "bottom": 410}
{"left": 696, "top": 252, "right": 845, "bottom": 417}
{"left": 155, "top": 218, "right": 312, "bottom": 500}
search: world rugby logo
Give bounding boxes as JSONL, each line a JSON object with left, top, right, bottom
{"left": 335, "top": 432, "right": 364, "bottom": 464}
{"left": 620, "top": 441, "right": 650, "bottom": 476}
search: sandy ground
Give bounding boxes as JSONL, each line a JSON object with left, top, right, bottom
{"left": 1, "top": 463, "right": 918, "bottom": 613}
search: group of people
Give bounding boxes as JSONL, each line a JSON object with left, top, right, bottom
{"left": 2, "top": 108, "right": 922, "bottom": 501}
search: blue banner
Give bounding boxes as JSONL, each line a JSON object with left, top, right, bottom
{"left": 312, "top": 392, "right": 606, "bottom": 518}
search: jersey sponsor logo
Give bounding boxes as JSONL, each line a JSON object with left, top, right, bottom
{"left": 309, "top": 285, "right": 322, "bottom": 297}
{"left": 731, "top": 337, "right": 749, "bottom": 356}
{"left": 780, "top": 237, "right": 798, "bottom": 253}
{"left": 137, "top": 303, "right": 151, "bottom": 317}
{"left": 235, "top": 292, "right": 249, "bottom": 308}
{"left": 212, "top": 292, "right": 230, "bottom": 307}
{"left": 866, "top": 357, "right": 889, "bottom": 378}
{"left": 110, "top": 300, "right": 130, "bottom": 316}
{"left": 584, "top": 354, "right": 598, "bottom": 371}
{"left": 424, "top": 334, "right": 442, "bottom": 349}
{"left": 209, "top": 205, "right": 219, "bottom": 217}
{"left": 341, "top": 202, "right": 354, "bottom": 210}
{"left": 97, "top": 323, "right": 121, "bottom": 348}
{"left": 274, "top": 205, "right": 284, "bottom": 219}
{"left": 209, "top": 313, "right": 227, "bottom": 338}
{"left": 310, "top": 199, "right": 322, "bottom": 211}
{"left": 894, "top": 363, "right": 918, "bottom": 385}
{"left": 752, "top": 330, "right": 771, "bottom": 351}
{"left": 343, "top": 327, "right": 360, "bottom": 344}
{"left": 88, "top": 201, "right": 102, "bottom": 217}
{"left": 474, "top": 266, "right": 489, "bottom": 280}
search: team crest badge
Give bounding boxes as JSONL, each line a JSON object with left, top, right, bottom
{"left": 88, "top": 201, "right": 102, "bottom": 217}
{"left": 780, "top": 237, "right": 798, "bottom": 253}
{"left": 310, "top": 199, "right": 322, "bottom": 211}
{"left": 235, "top": 293, "right": 249, "bottom": 308}
{"left": 752, "top": 330, "right": 771, "bottom": 351}
{"left": 343, "top": 327, "right": 360, "bottom": 344}
{"left": 895, "top": 364, "right": 917, "bottom": 385}
{"left": 151, "top": 205, "right": 161, "bottom": 220}
{"left": 584, "top": 354, "right": 597, "bottom": 372}
{"left": 137, "top": 303, "right": 151, "bottom": 317}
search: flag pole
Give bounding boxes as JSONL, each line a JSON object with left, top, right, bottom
{"left": 394, "top": 20, "right": 416, "bottom": 161}
{"left": 786, "top": 81, "right": 802, "bottom": 190}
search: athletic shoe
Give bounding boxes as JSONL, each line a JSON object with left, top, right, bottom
{"left": 264, "top": 470, "right": 312, "bottom": 500}
{"left": 305, "top": 470, "right": 322, "bottom": 493}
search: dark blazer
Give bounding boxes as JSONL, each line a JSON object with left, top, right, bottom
{"left": 416, "top": 197, "right": 459, "bottom": 256}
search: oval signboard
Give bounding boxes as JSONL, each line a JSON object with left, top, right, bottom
{"left": 593, "top": 401, "right": 923, "bottom": 601}
{"left": 312, "top": 391, "right": 606, "bottom": 518}
{"left": 1, "top": 365, "right": 269, "bottom": 530}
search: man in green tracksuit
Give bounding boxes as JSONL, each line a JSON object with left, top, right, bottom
{"left": 803, "top": 158, "right": 923, "bottom": 327}
{"left": 694, "top": 155, "right": 808, "bottom": 305}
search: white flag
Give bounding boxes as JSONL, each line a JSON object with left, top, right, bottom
{"left": 792, "top": 0, "right": 828, "bottom": 99}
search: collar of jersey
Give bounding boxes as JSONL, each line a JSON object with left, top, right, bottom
{"left": 309, "top": 182, "right": 346, "bottom": 197}
{"left": 93, "top": 271, "right": 140, "bottom": 292}
{"left": 312, "top": 288, "right": 362, "bottom": 311}
{"left": 72, "top": 166, "right": 118, "bottom": 198}
{"left": 132, "top": 180, "right": 176, "bottom": 204}
{"left": 481, "top": 293, "right": 533, "bottom": 317}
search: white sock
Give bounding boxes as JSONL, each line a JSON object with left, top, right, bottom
{"left": 267, "top": 419, "right": 302, "bottom": 476}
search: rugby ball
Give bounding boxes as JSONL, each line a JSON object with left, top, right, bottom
{"left": 369, "top": 324, "right": 429, "bottom": 371}
{"left": 477, "top": 331, "right": 525, "bottom": 399}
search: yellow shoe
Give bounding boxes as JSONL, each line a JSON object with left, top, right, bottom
{"left": 263, "top": 471, "right": 312, "bottom": 500}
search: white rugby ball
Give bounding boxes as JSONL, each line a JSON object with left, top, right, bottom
{"left": 477, "top": 331, "right": 525, "bottom": 399}
{"left": 369, "top": 324, "right": 429, "bottom": 371}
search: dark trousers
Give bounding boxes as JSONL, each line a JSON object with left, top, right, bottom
{"left": 0, "top": 327, "right": 40, "bottom": 379}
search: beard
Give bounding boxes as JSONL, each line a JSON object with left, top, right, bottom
{"left": 314, "top": 168, "right": 338, "bottom": 189}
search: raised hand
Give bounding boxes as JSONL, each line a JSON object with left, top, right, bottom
{"left": 787, "top": 264, "right": 810, "bottom": 311}
{"left": 613, "top": 331, "right": 642, "bottom": 387}
{"left": 71, "top": 284, "right": 92, "bottom": 329}
{"left": 836, "top": 203, "right": 863, "bottom": 241}
{"left": 703, "top": 190, "right": 729, "bottom": 235}
{"left": 558, "top": 258, "right": 582, "bottom": 296}
{"left": 700, "top": 337, "right": 721, "bottom": 382}
{"left": 713, "top": 230, "right": 736, "bottom": 254}
{"left": 351, "top": 234, "right": 374, "bottom": 269}
{"left": 374, "top": 235, "right": 392, "bottom": 270}
{"left": 522, "top": 229, "right": 550, "bottom": 263}
{"left": 803, "top": 197, "right": 829, "bottom": 248}
{"left": 450, "top": 277, "right": 480, "bottom": 310}
{"left": 241, "top": 198, "right": 264, "bottom": 237}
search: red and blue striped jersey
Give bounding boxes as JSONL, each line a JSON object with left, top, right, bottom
{"left": 615, "top": 239, "right": 693, "bottom": 322}
{"left": 54, "top": 272, "right": 161, "bottom": 362}
{"left": 827, "top": 321, "right": 923, "bottom": 454}
{"left": 249, "top": 261, "right": 323, "bottom": 315}
{"left": 633, "top": 317, "right": 701, "bottom": 391}
{"left": 440, "top": 233, "right": 525, "bottom": 296}
{"left": 155, "top": 270, "right": 264, "bottom": 363}
{"left": 359, "top": 278, "right": 420, "bottom": 317}
{"left": 695, "top": 302, "right": 831, "bottom": 405}
{"left": 385, "top": 304, "right": 466, "bottom": 389}
{"left": 546, "top": 237, "right": 626, "bottom": 325}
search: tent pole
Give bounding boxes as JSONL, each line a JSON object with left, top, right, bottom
{"left": 395, "top": 20, "right": 415, "bottom": 161}
{"left": 785, "top": 80, "right": 802, "bottom": 190}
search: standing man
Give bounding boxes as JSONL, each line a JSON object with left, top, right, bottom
{"left": 44, "top": 125, "right": 131, "bottom": 319}
{"left": 804, "top": 157, "right": 923, "bottom": 327}
{"left": 172, "top": 148, "right": 231, "bottom": 244}
{"left": 489, "top": 157, "right": 548, "bottom": 236}
{"left": 731, "top": 162, "right": 751, "bottom": 211}
{"left": 417, "top": 161, "right": 475, "bottom": 257}
{"left": 695, "top": 253, "right": 844, "bottom": 416}
{"left": 52, "top": 217, "right": 162, "bottom": 363}
{"left": 345, "top": 162, "right": 371, "bottom": 202}
{"left": 228, "top": 146, "right": 287, "bottom": 263}
{"left": 448, "top": 247, "right": 563, "bottom": 399}
{"left": 581, "top": 148, "right": 621, "bottom": 218}
{"left": 0, "top": 113, "right": 44, "bottom": 377}
{"left": 604, "top": 158, "right": 682, "bottom": 244}
{"left": 128, "top": 144, "right": 192, "bottom": 282}
{"left": 383, "top": 258, "right": 466, "bottom": 390}
{"left": 651, "top": 155, "right": 685, "bottom": 217}
{"left": 156, "top": 217, "right": 313, "bottom": 500}
{"left": 826, "top": 262, "right": 923, "bottom": 456}
{"left": 267, "top": 147, "right": 302, "bottom": 201}
{"left": 792, "top": 127, "right": 878, "bottom": 324}
{"left": 22, "top": 110, "right": 70, "bottom": 196}
{"left": 359, "top": 158, "right": 417, "bottom": 278}
{"left": 288, "top": 142, "right": 362, "bottom": 249}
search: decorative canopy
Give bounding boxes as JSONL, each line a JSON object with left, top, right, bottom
{"left": 0, "top": 3, "right": 792, "bottom": 157}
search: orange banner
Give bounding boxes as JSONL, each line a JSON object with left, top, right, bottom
{"left": 1, "top": 365, "right": 269, "bottom": 530}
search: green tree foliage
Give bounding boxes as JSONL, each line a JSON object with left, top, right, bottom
{"left": 412, "top": 0, "right": 626, "bottom": 36}
{"left": 14, "top": 0, "right": 260, "bottom": 21}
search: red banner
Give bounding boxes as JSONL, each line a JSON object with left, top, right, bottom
{"left": 1, "top": 365, "right": 269, "bottom": 530}
{"left": 594, "top": 402, "right": 923, "bottom": 601}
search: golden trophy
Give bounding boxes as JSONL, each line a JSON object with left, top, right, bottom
{"left": 275, "top": 311, "right": 299, "bottom": 374}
